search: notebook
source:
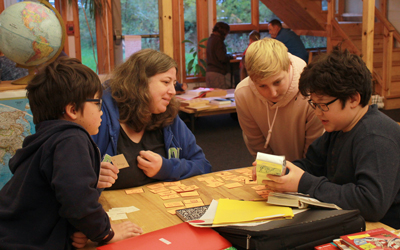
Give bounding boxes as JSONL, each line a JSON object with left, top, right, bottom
{"left": 96, "top": 222, "right": 232, "bottom": 250}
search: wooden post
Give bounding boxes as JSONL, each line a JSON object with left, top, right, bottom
{"left": 159, "top": 0, "right": 174, "bottom": 58}
{"left": 95, "top": 0, "right": 114, "bottom": 74}
{"left": 362, "top": 0, "right": 375, "bottom": 72}
{"left": 326, "top": 0, "right": 335, "bottom": 53}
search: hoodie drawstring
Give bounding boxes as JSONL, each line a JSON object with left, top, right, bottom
{"left": 264, "top": 106, "right": 278, "bottom": 148}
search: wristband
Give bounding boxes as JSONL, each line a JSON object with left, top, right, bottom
{"left": 99, "top": 228, "right": 114, "bottom": 244}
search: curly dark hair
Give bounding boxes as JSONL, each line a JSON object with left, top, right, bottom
{"left": 299, "top": 48, "right": 372, "bottom": 108}
{"left": 107, "top": 49, "right": 179, "bottom": 132}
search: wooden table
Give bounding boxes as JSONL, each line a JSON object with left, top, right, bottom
{"left": 82, "top": 167, "right": 395, "bottom": 249}
{"left": 178, "top": 89, "right": 237, "bottom": 131}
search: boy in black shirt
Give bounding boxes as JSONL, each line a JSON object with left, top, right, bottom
{"left": 0, "top": 57, "right": 142, "bottom": 249}
{"left": 258, "top": 49, "right": 400, "bottom": 228}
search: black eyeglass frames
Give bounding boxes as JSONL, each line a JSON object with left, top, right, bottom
{"left": 308, "top": 98, "right": 339, "bottom": 112}
{"left": 85, "top": 98, "right": 103, "bottom": 111}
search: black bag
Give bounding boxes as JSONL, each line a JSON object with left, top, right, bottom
{"left": 214, "top": 209, "right": 365, "bottom": 250}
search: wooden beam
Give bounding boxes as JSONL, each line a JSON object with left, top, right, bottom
{"left": 158, "top": 0, "right": 174, "bottom": 58}
{"left": 197, "top": 0, "right": 208, "bottom": 64}
{"left": 172, "top": 0, "right": 183, "bottom": 83}
{"left": 95, "top": 0, "right": 114, "bottom": 74}
{"left": 0, "top": 1, "right": 4, "bottom": 13}
{"left": 380, "top": 0, "right": 387, "bottom": 17}
{"left": 326, "top": 0, "right": 335, "bottom": 53}
{"left": 382, "top": 29, "right": 393, "bottom": 96}
{"left": 60, "top": 0, "right": 69, "bottom": 57}
{"left": 362, "top": 0, "right": 375, "bottom": 72}
{"left": 251, "top": 0, "right": 259, "bottom": 29}
{"left": 71, "top": 0, "right": 81, "bottom": 61}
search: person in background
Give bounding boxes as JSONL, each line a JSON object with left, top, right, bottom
{"left": 206, "top": 21, "right": 234, "bottom": 89}
{"left": 235, "top": 38, "right": 324, "bottom": 161}
{"left": 268, "top": 19, "right": 309, "bottom": 63}
{"left": 92, "top": 49, "right": 212, "bottom": 190}
{"left": 240, "top": 30, "right": 261, "bottom": 80}
{"left": 175, "top": 81, "right": 188, "bottom": 95}
{"left": 258, "top": 48, "right": 400, "bottom": 229}
{"left": 0, "top": 57, "right": 142, "bottom": 249}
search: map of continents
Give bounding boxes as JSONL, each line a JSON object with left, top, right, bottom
{"left": 21, "top": 2, "right": 54, "bottom": 64}
{"left": 0, "top": 95, "right": 34, "bottom": 189}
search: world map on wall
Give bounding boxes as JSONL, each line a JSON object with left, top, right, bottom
{"left": 0, "top": 96, "right": 34, "bottom": 189}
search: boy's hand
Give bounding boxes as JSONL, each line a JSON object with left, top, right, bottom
{"left": 262, "top": 161, "right": 304, "bottom": 192}
{"left": 71, "top": 231, "right": 88, "bottom": 249}
{"left": 97, "top": 162, "right": 119, "bottom": 189}
{"left": 137, "top": 150, "right": 162, "bottom": 177}
{"left": 108, "top": 221, "right": 143, "bottom": 243}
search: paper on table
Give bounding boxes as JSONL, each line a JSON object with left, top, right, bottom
{"left": 213, "top": 199, "right": 293, "bottom": 225}
{"left": 189, "top": 200, "right": 305, "bottom": 228}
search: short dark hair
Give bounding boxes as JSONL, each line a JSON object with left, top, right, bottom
{"left": 27, "top": 57, "right": 102, "bottom": 124}
{"left": 299, "top": 48, "right": 372, "bottom": 108}
{"left": 269, "top": 19, "right": 282, "bottom": 28}
{"left": 212, "top": 22, "right": 230, "bottom": 37}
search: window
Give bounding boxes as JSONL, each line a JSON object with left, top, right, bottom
{"left": 216, "top": 0, "right": 251, "bottom": 24}
{"left": 78, "top": 0, "right": 97, "bottom": 72}
{"left": 120, "top": 0, "right": 159, "bottom": 61}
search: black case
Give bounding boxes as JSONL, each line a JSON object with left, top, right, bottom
{"left": 214, "top": 209, "right": 365, "bottom": 250}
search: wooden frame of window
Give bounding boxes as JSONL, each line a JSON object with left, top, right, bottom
{"left": 95, "top": 0, "right": 114, "bottom": 74}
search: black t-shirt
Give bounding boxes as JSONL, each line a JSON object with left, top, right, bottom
{"left": 106, "top": 128, "right": 166, "bottom": 190}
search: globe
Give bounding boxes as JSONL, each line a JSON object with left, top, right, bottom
{"left": 0, "top": 0, "right": 66, "bottom": 84}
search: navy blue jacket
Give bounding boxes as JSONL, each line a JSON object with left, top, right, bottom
{"left": 92, "top": 90, "right": 212, "bottom": 182}
{"left": 0, "top": 120, "right": 110, "bottom": 250}
{"left": 276, "top": 28, "right": 309, "bottom": 63}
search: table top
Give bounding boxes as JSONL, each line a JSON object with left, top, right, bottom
{"left": 178, "top": 89, "right": 236, "bottom": 115}
{"left": 82, "top": 167, "right": 394, "bottom": 249}
{"left": 0, "top": 80, "right": 26, "bottom": 92}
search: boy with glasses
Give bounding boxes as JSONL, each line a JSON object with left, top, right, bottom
{"left": 259, "top": 49, "right": 400, "bottom": 229}
{"left": 0, "top": 57, "right": 142, "bottom": 249}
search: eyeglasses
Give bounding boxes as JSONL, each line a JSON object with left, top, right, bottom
{"left": 86, "top": 98, "right": 103, "bottom": 111}
{"left": 308, "top": 98, "right": 339, "bottom": 112}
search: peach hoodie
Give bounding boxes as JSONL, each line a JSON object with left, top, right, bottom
{"left": 234, "top": 53, "right": 324, "bottom": 161}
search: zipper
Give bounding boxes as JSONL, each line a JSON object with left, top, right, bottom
{"left": 246, "top": 234, "right": 251, "bottom": 249}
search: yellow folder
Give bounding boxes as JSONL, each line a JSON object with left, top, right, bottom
{"left": 213, "top": 199, "right": 293, "bottom": 225}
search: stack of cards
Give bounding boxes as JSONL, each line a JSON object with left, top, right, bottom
{"left": 256, "top": 152, "right": 286, "bottom": 184}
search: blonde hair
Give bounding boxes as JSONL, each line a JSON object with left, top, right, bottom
{"left": 245, "top": 38, "right": 290, "bottom": 82}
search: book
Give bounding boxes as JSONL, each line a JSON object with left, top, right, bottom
{"left": 97, "top": 222, "right": 232, "bottom": 250}
{"left": 255, "top": 152, "right": 286, "bottom": 184}
{"left": 314, "top": 242, "right": 340, "bottom": 250}
{"left": 209, "top": 98, "right": 233, "bottom": 106}
{"left": 175, "top": 88, "right": 227, "bottom": 100}
{"left": 340, "top": 228, "right": 400, "bottom": 250}
{"left": 267, "top": 192, "right": 342, "bottom": 210}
